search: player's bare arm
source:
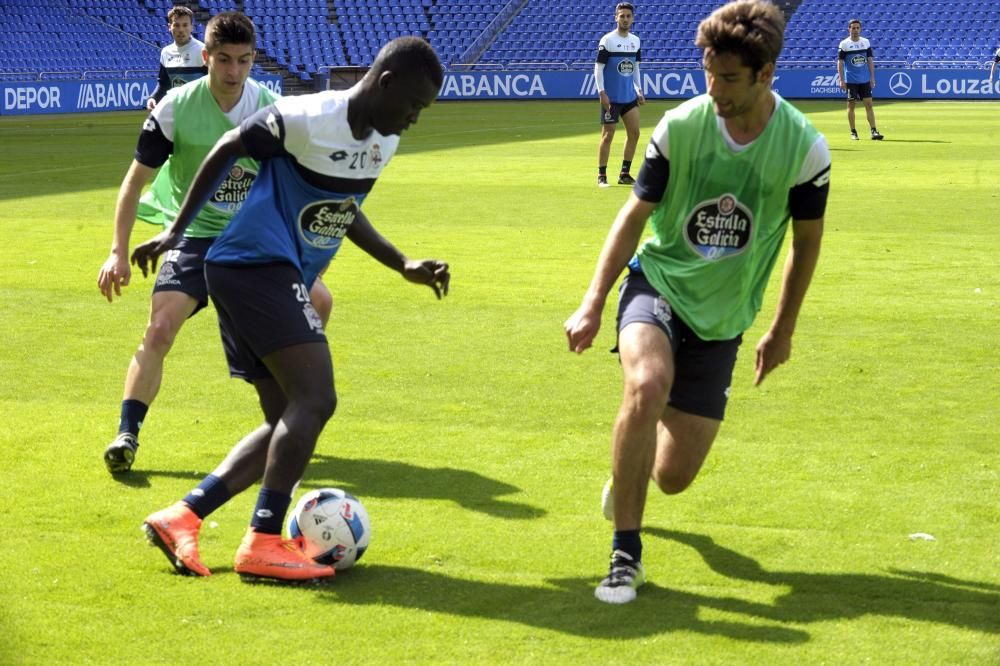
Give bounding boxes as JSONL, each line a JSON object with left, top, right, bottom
{"left": 98, "top": 160, "right": 155, "bottom": 302}
{"left": 345, "top": 210, "right": 450, "bottom": 298}
{"left": 131, "top": 128, "right": 247, "bottom": 276}
{"left": 565, "top": 193, "right": 656, "bottom": 354}
{"left": 754, "top": 216, "right": 824, "bottom": 386}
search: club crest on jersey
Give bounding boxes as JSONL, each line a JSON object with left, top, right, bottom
{"left": 371, "top": 143, "right": 382, "bottom": 168}
{"left": 298, "top": 197, "right": 358, "bottom": 249}
{"left": 684, "top": 193, "right": 753, "bottom": 261}
{"left": 209, "top": 164, "right": 257, "bottom": 213}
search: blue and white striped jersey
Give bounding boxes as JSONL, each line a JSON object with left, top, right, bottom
{"left": 206, "top": 90, "right": 400, "bottom": 287}
{"left": 838, "top": 36, "right": 873, "bottom": 84}
{"left": 596, "top": 30, "right": 641, "bottom": 104}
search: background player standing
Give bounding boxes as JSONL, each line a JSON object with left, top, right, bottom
{"left": 147, "top": 6, "right": 207, "bottom": 111}
{"left": 596, "top": 2, "right": 644, "bottom": 188}
{"left": 837, "top": 18, "right": 884, "bottom": 140}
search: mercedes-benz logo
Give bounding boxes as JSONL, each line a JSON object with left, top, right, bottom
{"left": 889, "top": 72, "right": 912, "bottom": 96}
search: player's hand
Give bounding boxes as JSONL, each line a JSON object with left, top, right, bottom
{"left": 146, "top": 98, "right": 156, "bottom": 111}
{"left": 97, "top": 252, "right": 131, "bottom": 302}
{"left": 637, "top": 93, "right": 646, "bottom": 106}
{"left": 130, "top": 230, "right": 179, "bottom": 278}
{"left": 839, "top": 80, "right": 847, "bottom": 90}
{"left": 754, "top": 328, "right": 792, "bottom": 386}
{"left": 599, "top": 91, "right": 611, "bottom": 112}
{"left": 564, "top": 302, "right": 602, "bottom": 354}
{"left": 402, "top": 259, "right": 450, "bottom": 299}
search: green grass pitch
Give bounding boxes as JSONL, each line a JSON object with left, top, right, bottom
{"left": 0, "top": 99, "right": 998, "bottom": 664}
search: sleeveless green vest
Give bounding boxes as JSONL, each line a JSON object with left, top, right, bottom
{"left": 137, "top": 78, "right": 279, "bottom": 238}
{"left": 637, "top": 93, "right": 822, "bottom": 340}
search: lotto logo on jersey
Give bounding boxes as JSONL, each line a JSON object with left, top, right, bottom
{"left": 617, "top": 60, "right": 635, "bottom": 76}
{"left": 298, "top": 198, "right": 358, "bottom": 249}
{"left": 684, "top": 193, "right": 753, "bottom": 261}
{"left": 209, "top": 165, "right": 257, "bottom": 214}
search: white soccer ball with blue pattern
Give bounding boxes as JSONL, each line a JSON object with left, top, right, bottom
{"left": 288, "top": 488, "right": 371, "bottom": 570}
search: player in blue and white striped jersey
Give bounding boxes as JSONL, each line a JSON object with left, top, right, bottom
{"left": 131, "top": 37, "right": 449, "bottom": 583}
{"left": 595, "top": 2, "right": 645, "bottom": 187}
{"left": 836, "top": 18, "right": 883, "bottom": 140}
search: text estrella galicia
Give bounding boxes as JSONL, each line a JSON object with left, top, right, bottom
{"left": 298, "top": 197, "right": 359, "bottom": 249}
{"left": 684, "top": 193, "right": 753, "bottom": 262}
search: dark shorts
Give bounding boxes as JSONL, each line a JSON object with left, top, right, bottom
{"left": 615, "top": 270, "right": 742, "bottom": 421}
{"left": 152, "top": 236, "right": 214, "bottom": 315}
{"left": 205, "top": 262, "right": 327, "bottom": 381}
{"left": 600, "top": 98, "right": 640, "bottom": 124}
{"left": 846, "top": 82, "right": 872, "bottom": 101}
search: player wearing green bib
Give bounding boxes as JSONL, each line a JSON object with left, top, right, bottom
{"left": 97, "top": 12, "right": 332, "bottom": 475}
{"left": 565, "top": 0, "right": 830, "bottom": 604}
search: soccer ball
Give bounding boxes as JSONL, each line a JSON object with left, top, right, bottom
{"left": 287, "top": 488, "right": 371, "bottom": 570}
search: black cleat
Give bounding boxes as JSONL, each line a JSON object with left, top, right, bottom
{"left": 618, "top": 173, "right": 636, "bottom": 185}
{"left": 871, "top": 129, "right": 884, "bottom": 140}
{"left": 104, "top": 433, "right": 138, "bottom": 474}
{"left": 597, "top": 175, "right": 610, "bottom": 188}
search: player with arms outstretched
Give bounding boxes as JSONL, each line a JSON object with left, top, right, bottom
{"left": 132, "top": 37, "right": 449, "bottom": 583}
{"left": 565, "top": 0, "right": 830, "bottom": 604}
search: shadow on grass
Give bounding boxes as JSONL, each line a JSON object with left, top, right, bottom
{"left": 305, "top": 454, "right": 546, "bottom": 520}
{"left": 645, "top": 528, "right": 1000, "bottom": 636}
{"left": 316, "top": 564, "right": 810, "bottom": 642}
{"left": 112, "top": 455, "right": 545, "bottom": 520}
{"left": 879, "top": 139, "right": 951, "bottom": 143}
{"left": 110, "top": 468, "right": 206, "bottom": 488}
{"left": 307, "top": 528, "right": 997, "bottom": 641}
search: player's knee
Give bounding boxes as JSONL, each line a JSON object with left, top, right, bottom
{"left": 143, "top": 316, "right": 181, "bottom": 353}
{"left": 652, "top": 464, "right": 697, "bottom": 495}
{"left": 622, "top": 371, "right": 669, "bottom": 417}
{"left": 306, "top": 388, "right": 337, "bottom": 423}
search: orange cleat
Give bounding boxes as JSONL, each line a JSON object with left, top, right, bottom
{"left": 142, "top": 502, "right": 212, "bottom": 577}
{"left": 234, "top": 529, "right": 335, "bottom": 583}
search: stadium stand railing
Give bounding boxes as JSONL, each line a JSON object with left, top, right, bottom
{"left": 1, "top": 0, "right": 997, "bottom": 88}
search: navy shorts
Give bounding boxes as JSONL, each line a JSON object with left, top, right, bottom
{"left": 615, "top": 270, "right": 742, "bottom": 421}
{"left": 846, "top": 82, "right": 872, "bottom": 101}
{"left": 600, "top": 98, "right": 639, "bottom": 124}
{"left": 152, "top": 236, "right": 214, "bottom": 314}
{"left": 205, "top": 262, "right": 327, "bottom": 381}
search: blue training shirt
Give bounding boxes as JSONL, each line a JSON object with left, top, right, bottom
{"left": 206, "top": 90, "right": 399, "bottom": 287}
{"left": 838, "top": 36, "right": 873, "bottom": 84}
{"left": 596, "top": 30, "right": 641, "bottom": 104}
